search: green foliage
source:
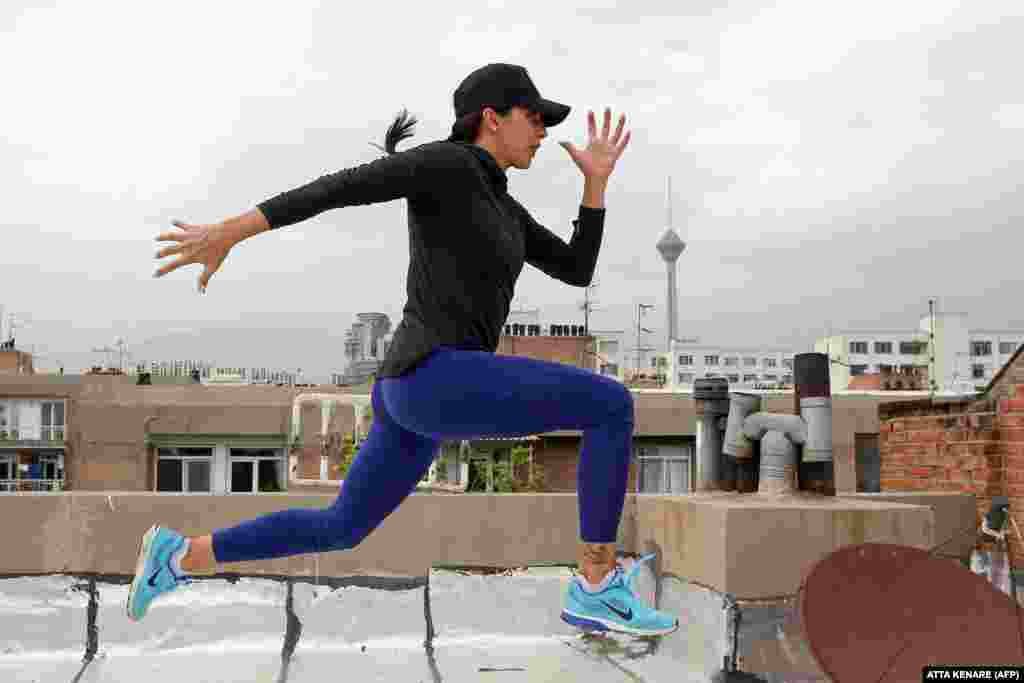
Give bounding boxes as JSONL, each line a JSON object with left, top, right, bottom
{"left": 333, "top": 394, "right": 374, "bottom": 479}
{"left": 334, "top": 431, "right": 358, "bottom": 479}
{"left": 490, "top": 445, "right": 546, "bottom": 493}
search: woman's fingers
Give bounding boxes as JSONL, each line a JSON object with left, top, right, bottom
{"left": 611, "top": 113, "right": 626, "bottom": 146}
{"left": 601, "top": 107, "right": 611, "bottom": 140}
{"left": 155, "top": 243, "right": 183, "bottom": 259}
{"left": 154, "top": 257, "right": 186, "bottom": 278}
{"left": 588, "top": 110, "right": 597, "bottom": 142}
{"left": 155, "top": 220, "right": 192, "bottom": 243}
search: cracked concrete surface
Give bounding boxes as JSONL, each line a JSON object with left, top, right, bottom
{"left": 0, "top": 560, "right": 775, "bottom": 683}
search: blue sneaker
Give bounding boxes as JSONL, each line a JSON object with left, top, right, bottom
{"left": 561, "top": 553, "right": 679, "bottom": 636}
{"left": 126, "top": 525, "right": 193, "bottom": 622}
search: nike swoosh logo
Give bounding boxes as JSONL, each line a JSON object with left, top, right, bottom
{"left": 147, "top": 567, "right": 162, "bottom": 588}
{"left": 601, "top": 600, "right": 632, "bottom": 621}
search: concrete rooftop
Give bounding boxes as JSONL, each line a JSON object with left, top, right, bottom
{"left": 0, "top": 563, "right": 776, "bottom": 683}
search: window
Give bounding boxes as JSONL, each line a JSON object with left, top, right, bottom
{"left": 678, "top": 372, "right": 694, "bottom": 383}
{"left": 763, "top": 374, "right": 777, "bottom": 382}
{"left": 705, "top": 355, "right": 719, "bottom": 366}
{"left": 874, "top": 342, "right": 892, "bottom": 354}
{"left": 764, "top": 358, "right": 777, "bottom": 368}
{"left": 1000, "top": 342, "right": 1019, "bottom": 355}
{"left": 972, "top": 364, "right": 986, "bottom": 379}
{"left": 678, "top": 355, "right": 693, "bottom": 366}
{"left": 851, "top": 365, "right": 868, "bottom": 376}
{"left": 850, "top": 342, "right": 868, "bottom": 354}
{"left": 899, "top": 341, "right": 926, "bottom": 355}
{"left": 41, "top": 401, "right": 66, "bottom": 441}
{"left": 705, "top": 373, "right": 719, "bottom": 378}
{"left": 727, "top": 374, "right": 739, "bottom": 383}
{"left": 0, "top": 455, "right": 13, "bottom": 491}
{"left": 782, "top": 374, "right": 793, "bottom": 384}
{"left": 230, "top": 448, "right": 284, "bottom": 493}
{"left": 156, "top": 447, "right": 213, "bottom": 492}
{"left": 744, "top": 357, "right": 757, "bottom": 367}
{"left": 782, "top": 358, "right": 793, "bottom": 369}
{"left": 742, "top": 374, "right": 758, "bottom": 383}
{"left": 971, "top": 341, "right": 992, "bottom": 357}
{"left": 724, "top": 357, "right": 738, "bottom": 367}
{"left": 636, "top": 445, "right": 692, "bottom": 494}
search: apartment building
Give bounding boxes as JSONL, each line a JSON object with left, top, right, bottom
{"left": 124, "top": 363, "right": 300, "bottom": 386}
{"left": 500, "top": 308, "right": 627, "bottom": 382}
{"left": 0, "top": 392, "right": 67, "bottom": 491}
{"left": 816, "top": 311, "right": 1024, "bottom": 392}
{"left": 657, "top": 341, "right": 798, "bottom": 390}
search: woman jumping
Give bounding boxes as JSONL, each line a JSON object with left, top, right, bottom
{"left": 133, "top": 63, "right": 678, "bottom": 637}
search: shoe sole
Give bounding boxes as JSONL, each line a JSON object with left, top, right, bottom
{"left": 561, "top": 609, "right": 679, "bottom": 637}
{"left": 126, "top": 524, "right": 159, "bottom": 622}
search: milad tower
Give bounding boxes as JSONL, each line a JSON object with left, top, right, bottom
{"left": 655, "top": 176, "right": 686, "bottom": 352}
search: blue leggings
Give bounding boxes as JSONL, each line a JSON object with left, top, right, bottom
{"left": 212, "top": 347, "right": 635, "bottom": 564}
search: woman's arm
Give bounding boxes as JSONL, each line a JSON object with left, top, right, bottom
{"left": 256, "top": 142, "right": 463, "bottom": 231}
{"left": 514, "top": 197, "right": 605, "bottom": 287}
{"left": 220, "top": 208, "right": 272, "bottom": 245}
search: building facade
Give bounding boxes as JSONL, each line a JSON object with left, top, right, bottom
{"left": 339, "top": 312, "right": 392, "bottom": 386}
{"left": 659, "top": 341, "right": 798, "bottom": 390}
{"left": 816, "top": 312, "right": 1024, "bottom": 393}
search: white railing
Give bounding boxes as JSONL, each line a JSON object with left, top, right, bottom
{"left": 0, "top": 479, "right": 65, "bottom": 493}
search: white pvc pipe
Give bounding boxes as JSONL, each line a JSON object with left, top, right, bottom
{"left": 723, "top": 393, "right": 761, "bottom": 458}
{"left": 799, "top": 396, "right": 832, "bottom": 463}
{"left": 757, "top": 430, "right": 798, "bottom": 495}
{"left": 742, "top": 413, "right": 807, "bottom": 445}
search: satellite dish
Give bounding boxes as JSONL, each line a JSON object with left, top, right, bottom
{"left": 790, "top": 543, "right": 1023, "bottom": 680}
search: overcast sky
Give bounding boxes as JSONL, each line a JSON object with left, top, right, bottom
{"left": 3, "top": 0, "right": 1023, "bottom": 381}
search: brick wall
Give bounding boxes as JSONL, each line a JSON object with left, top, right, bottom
{"left": 879, "top": 345, "right": 1024, "bottom": 567}
{"left": 0, "top": 351, "right": 35, "bottom": 375}
{"left": 495, "top": 336, "right": 596, "bottom": 371}
{"left": 993, "top": 384, "right": 1024, "bottom": 566}
{"left": 534, "top": 438, "right": 640, "bottom": 493}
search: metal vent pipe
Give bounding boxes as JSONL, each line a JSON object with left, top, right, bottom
{"left": 693, "top": 378, "right": 730, "bottom": 491}
{"left": 793, "top": 353, "right": 833, "bottom": 494}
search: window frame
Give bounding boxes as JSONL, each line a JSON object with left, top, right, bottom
{"left": 635, "top": 446, "right": 692, "bottom": 494}
{"left": 156, "top": 446, "right": 214, "bottom": 493}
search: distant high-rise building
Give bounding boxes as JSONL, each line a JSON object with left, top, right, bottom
{"left": 656, "top": 176, "right": 685, "bottom": 352}
{"left": 340, "top": 312, "right": 392, "bottom": 385}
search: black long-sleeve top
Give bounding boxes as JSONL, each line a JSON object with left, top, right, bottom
{"left": 257, "top": 140, "right": 606, "bottom": 378}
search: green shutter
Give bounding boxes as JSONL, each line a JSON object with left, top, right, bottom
{"left": 147, "top": 433, "right": 288, "bottom": 449}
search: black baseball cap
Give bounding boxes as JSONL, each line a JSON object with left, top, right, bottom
{"left": 447, "top": 63, "right": 570, "bottom": 140}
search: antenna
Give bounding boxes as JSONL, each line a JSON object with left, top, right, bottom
{"left": 929, "top": 299, "right": 936, "bottom": 397}
{"left": 578, "top": 277, "right": 604, "bottom": 335}
{"left": 666, "top": 175, "right": 672, "bottom": 229}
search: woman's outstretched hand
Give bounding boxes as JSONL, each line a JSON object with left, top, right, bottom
{"left": 153, "top": 220, "right": 235, "bottom": 294}
{"left": 559, "top": 107, "right": 631, "bottom": 180}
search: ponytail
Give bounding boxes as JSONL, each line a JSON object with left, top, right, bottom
{"left": 369, "top": 108, "right": 418, "bottom": 156}
{"left": 369, "top": 104, "right": 515, "bottom": 155}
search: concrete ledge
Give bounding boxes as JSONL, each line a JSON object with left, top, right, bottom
{"left": 4, "top": 491, "right": 933, "bottom": 604}
{"left": 838, "top": 491, "right": 977, "bottom": 560}
{"left": 634, "top": 492, "right": 934, "bottom": 599}
{"left": 0, "top": 493, "right": 616, "bottom": 578}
